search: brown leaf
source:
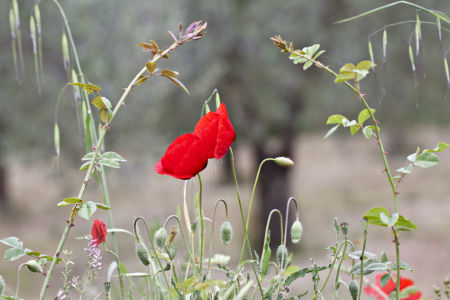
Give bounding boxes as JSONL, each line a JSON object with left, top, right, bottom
{"left": 69, "top": 82, "right": 85, "bottom": 88}
{"left": 161, "top": 70, "right": 179, "bottom": 78}
{"left": 145, "top": 62, "right": 157, "bottom": 74}
{"left": 135, "top": 76, "right": 147, "bottom": 86}
{"left": 168, "top": 31, "right": 177, "bottom": 42}
{"left": 149, "top": 40, "right": 159, "bottom": 52}
{"left": 100, "top": 107, "right": 108, "bottom": 123}
{"left": 165, "top": 76, "right": 189, "bottom": 94}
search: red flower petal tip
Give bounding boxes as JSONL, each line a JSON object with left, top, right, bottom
{"left": 364, "top": 274, "right": 421, "bottom": 300}
{"left": 91, "top": 219, "right": 107, "bottom": 247}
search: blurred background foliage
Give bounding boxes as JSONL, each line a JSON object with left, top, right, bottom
{"left": 1, "top": 0, "right": 450, "bottom": 298}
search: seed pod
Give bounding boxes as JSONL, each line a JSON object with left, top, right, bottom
{"left": 26, "top": 260, "right": 42, "bottom": 273}
{"left": 136, "top": 243, "right": 150, "bottom": 266}
{"left": 0, "top": 275, "right": 4, "bottom": 296}
{"left": 104, "top": 282, "right": 111, "bottom": 294}
{"left": 361, "top": 218, "right": 369, "bottom": 231}
{"left": 220, "top": 221, "right": 232, "bottom": 245}
{"left": 340, "top": 222, "right": 349, "bottom": 236}
{"left": 277, "top": 245, "right": 288, "bottom": 269}
{"left": 274, "top": 157, "right": 294, "bottom": 167}
{"left": 349, "top": 280, "right": 359, "bottom": 300}
{"left": 155, "top": 228, "right": 168, "bottom": 250}
{"left": 291, "top": 220, "right": 303, "bottom": 244}
{"left": 169, "top": 247, "right": 178, "bottom": 259}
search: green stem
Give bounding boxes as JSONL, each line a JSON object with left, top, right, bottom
{"left": 102, "top": 242, "right": 125, "bottom": 299}
{"left": 197, "top": 173, "right": 205, "bottom": 278}
{"left": 207, "top": 199, "right": 228, "bottom": 277}
{"left": 229, "top": 148, "right": 265, "bottom": 298}
{"left": 393, "top": 228, "right": 401, "bottom": 300}
{"left": 319, "top": 240, "right": 353, "bottom": 294}
{"left": 333, "top": 236, "right": 348, "bottom": 300}
{"left": 239, "top": 158, "right": 274, "bottom": 263}
{"left": 357, "top": 229, "right": 367, "bottom": 300}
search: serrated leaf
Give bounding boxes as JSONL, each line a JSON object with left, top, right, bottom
{"left": 324, "top": 124, "right": 339, "bottom": 140}
{"left": 146, "top": 62, "right": 157, "bottom": 74}
{"left": 165, "top": 76, "right": 190, "bottom": 94}
{"left": 423, "top": 142, "right": 450, "bottom": 153}
{"left": 348, "top": 251, "right": 377, "bottom": 260}
{"left": 356, "top": 60, "right": 376, "bottom": 71}
{"left": 363, "top": 128, "right": 372, "bottom": 139}
{"left": 380, "top": 273, "right": 392, "bottom": 288}
{"left": 79, "top": 161, "right": 90, "bottom": 171}
{"left": 358, "top": 109, "right": 376, "bottom": 124}
{"left": 415, "top": 152, "right": 439, "bottom": 168}
{"left": 326, "top": 115, "right": 346, "bottom": 124}
{"left": 4, "top": 248, "right": 26, "bottom": 261}
{"left": 380, "top": 212, "right": 398, "bottom": 228}
{"left": 1, "top": 237, "right": 23, "bottom": 249}
{"left": 99, "top": 158, "right": 120, "bottom": 168}
{"left": 101, "top": 152, "right": 126, "bottom": 162}
{"left": 391, "top": 261, "right": 413, "bottom": 272}
{"left": 77, "top": 201, "right": 97, "bottom": 220}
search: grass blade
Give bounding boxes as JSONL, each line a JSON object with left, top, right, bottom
{"left": 12, "top": 0, "right": 24, "bottom": 73}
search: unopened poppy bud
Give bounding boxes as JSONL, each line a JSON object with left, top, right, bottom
{"left": 0, "top": 275, "right": 4, "bottom": 296}
{"left": 169, "top": 247, "right": 178, "bottom": 259}
{"left": 155, "top": 228, "right": 168, "bottom": 250}
{"left": 361, "top": 218, "right": 369, "bottom": 231}
{"left": 340, "top": 222, "right": 349, "bottom": 236}
{"left": 349, "top": 280, "right": 359, "bottom": 300}
{"left": 220, "top": 221, "right": 232, "bottom": 245}
{"left": 104, "top": 282, "right": 111, "bottom": 294}
{"left": 434, "top": 285, "right": 441, "bottom": 295}
{"left": 277, "top": 245, "right": 288, "bottom": 269}
{"left": 191, "top": 221, "right": 197, "bottom": 233}
{"left": 26, "top": 260, "right": 42, "bottom": 273}
{"left": 163, "top": 264, "right": 171, "bottom": 271}
{"left": 291, "top": 220, "right": 303, "bottom": 244}
{"left": 136, "top": 243, "right": 150, "bottom": 266}
{"left": 274, "top": 157, "right": 294, "bottom": 167}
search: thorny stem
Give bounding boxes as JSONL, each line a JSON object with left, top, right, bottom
{"left": 278, "top": 42, "right": 402, "bottom": 300}
{"left": 40, "top": 25, "right": 184, "bottom": 298}
{"left": 207, "top": 199, "right": 228, "bottom": 276}
{"left": 393, "top": 228, "right": 401, "bottom": 300}
{"left": 358, "top": 229, "right": 368, "bottom": 300}
{"left": 229, "top": 148, "right": 265, "bottom": 298}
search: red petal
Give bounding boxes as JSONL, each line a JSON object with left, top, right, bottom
{"left": 364, "top": 286, "right": 386, "bottom": 300}
{"left": 194, "top": 112, "right": 220, "bottom": 158}
{"left": 215, "top": 113, "right": 235, "bottom": 159}
{"left": 402, "top": 291, "right": 421, "bottom": 300}
{"left": 91, "top": 220, "right": 107, "bottom": 247}
{"left": 215, "top": 103, "right": 228, "bottom": 117}
{"left": 376, "top": 273, "right": 396, "bottom": 294}
{"left": 400, "top": 278, "right": 414, "bottom": 290}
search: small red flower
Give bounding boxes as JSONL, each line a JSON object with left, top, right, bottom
{"left": 155, "top": 133, "right": 209, "bottom": 179}
{"left": 91, "top": 219, "right": 107, "bottom": 247}
{"left": 364, "top": 274, "right": 421, "bottom": 300}
{"left": 194, "top": 103, "right": 236, "bottom": 159}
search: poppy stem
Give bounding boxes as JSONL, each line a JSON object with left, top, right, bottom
{"left": 197, "top": 173, "right": 204, "bottom": 278}
{"left": 334, "top": 236, "right": 348, "bottom": 300}
{"left": 357, "top": 228, "right": 367, "bottom": 300}
{"left": 207, "top": 199, "right": 228, "bottom": 277}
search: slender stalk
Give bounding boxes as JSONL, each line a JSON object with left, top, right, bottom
{"left": 229, "top": 148, "right": 265, "bottom": 297}
{"left": 102, "top": 242, "right": 125, "bottom": 299}
{"left": 280, "top": 198, "right": 298, "bottom": 277}
{"left": 333, "top": 236, "right": 348, "bottom": 300}
{"left": 197, "top": 173, "right": 205, "bottom": 277}
{"left": 239, "top": 158, "right": 274, "bottom": 263}
{"left": 207, "top": 199, "right": 228, "bottom": 276}
{"left": 357, "top": 229, "right": 368, "bottom": 300}
{"left": 393, "top": 228, "right": 401, "bottom": 300}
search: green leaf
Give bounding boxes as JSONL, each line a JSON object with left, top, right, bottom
{"left": 399, "top": 286, "right": 420, "bottom": 299}
{"left": 98, "top": 158, "right": 120, "bottom": 168}
{"left": 342, "top": 119, "right": 356, "bottom": 127}
{"left": 391, "top": 261, "right": 413, "bottom": 272}
{"left": 57, "top": 201, "right": 71, "bottom": 207}
{"left": 324, "top": 125, "right": 339, "bottom": 140}
{"left": 363, "top": 128, "right": 373, "bottom": 139}
{"left": 4, "top": 248, "right": 26, "bottom": 261}
{"left": 101, "top": 152, "right": 126, "bottom": 162}
{"left": 77, "top": 201, "right": 97, "bottom": 220}
{"left": 326, "top": 115, "right": 346, "bottom": 124}
{"left": 285, "top": 267, "right": 310, "bottom": 286}
{"left": 396, "top": 164, "right": 413, "bottom": 174}
{"left": 303, "top": 61, "right": 314, "bottom": 70}
{"left": 423, "top": 142, "right": 450, "bottom": 153}
{"left": 306, "top": 44, "right": 320, "bottom": 56}
{"left": 363, "top": 207, "right": 390, "bottom": 226}
{"left": 350, "top": 124, "right": 360, "bottom": 135}
{"left": 340, "top": 63, "right": 356, "bottom": 72}
{"left": 348, "top": 251, "right": 377, "bottom": 260}
{"left": 63, "top": 197, "right": 83, "bottom": 204}
{"left": 380, "top": 273, "right": 392, "bottom": 288}
{"left": 260, "top": 233, "right": 271, "bottom": 277}
{"left": 381, "top": 251, "right": 388, "bottom": 263}
{"left": 145, "top": 62, "right": 157, "bottom": 74}
{"left": 358, "top": 109, "right": 376, "bottom": 124}
{"left": 392, "top": 175, "right": 402, "bottom": 180}
{"left": 79, "top": 161, "right": 90, "bottom": 171}
{"left": 333, "top": 217, "right": 339, "bottom": 233}
{"left": 356, "top": 60, "right": 376, "bottom": 71}
{"left": 282, "top": 266, "right": 300, "bottom": 276}
{"left": 366, "top": 263, "right": 389, "bottom": 271}
{"left": 107, "top": 228, "right": 134, "bottom": 235}
{"left": 81, "top": 152, "right": 98, "bottom": 161}
{"left": 94, "top": 203, "right": 111, "bottom": 210}
{"left": 415, "top": 152, "right": 439, "bottom": 168}
{"left": 395, "top": 215, "right": 417, "bottom": 230}
{"left": 1, "top": 237, "right": 23, "bottom": 249}
{"left": 380, "top": 212, "right": 399, "bottom": 227}
{"left": 350, "top": 259, "right": 380, "bottom": 275}
{"left": 335, "top": 72, "right": 355, "bottom": 83}
{"left": 314, "top": 50, "right": 326, "bottom": 59}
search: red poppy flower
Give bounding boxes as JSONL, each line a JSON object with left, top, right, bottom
{"left": 194, "top": 103, "right": 235, "bottom": 159}
{"left": 155, "top": 133, "right": 209, "bottom": 180}
{"left": 91, "top": 219, "right": 107, "bottom": 247}
{"left": 364, "top": 274, "right": 421, "bottom": 300}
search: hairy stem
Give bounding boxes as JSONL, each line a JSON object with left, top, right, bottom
{"left": 357, "top": 229, "right": 367, "bottom": 300}
{"left": 207, "top": 199, "right": 228, "bottom": 276}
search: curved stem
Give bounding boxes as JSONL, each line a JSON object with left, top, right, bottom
{"left": 102, "top": 242, "right": 125, "bottom": 299}
{"left": 229, "top": 148, "right": 265, "bottom": 297}
{"left": 281, "top": 197, "right": 299, "bottom": 276}
{"left": 334, "top": 236, "right": 348, "bottom": 300}
{"left": 239, "top": 158, "right": 275, "bottom": 263}
{"left": 319, "top": 240, "right": 353, "bottom": 294}
{"left": 357, "top": 229, "right": 368, "bottom": 300}
{"left": 16, "top": 263, "right": 25, "bottom": 300}
{"left": 207, "top": 199, "right": 228, "bottom": 277}
{"left": 197, "top": 173, "right": 205, "bottom": 278}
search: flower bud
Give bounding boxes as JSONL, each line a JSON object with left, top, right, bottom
{"left": 349, "top": 280, "right": 359, "bottom": 300}
{"left": 136, "top": 242, "right": 150, "bottom": 266}
{"left": 155, "top": 228, "right": 168, "bottom": 250}
{"left": 274, "top": 157, "right": 294, "bottom": 167}
{"left": 169, "top": 247, "right": 178, "bottom": 259}
{"left": 340, "top": 222, "right": 349, "bottom": 237}
{"left": 0, "top": 275, "right": 4, "bottom": 296}
{"left": 26, "top": 260, "right": 43, "bottom": 273}
{"left": 104, "top": 282, "right": 111, "bottom": 294}
{"left": 277, "top": 245, "right": 288, "bottom": 269}
{"left": 220, "top": 221, "right": 232, "bottom": 245}
{"left": 361, "top": 218, "right": 369, "bottom": 231}
{"left": 434, "top": 285, "right": 441, "bottom": 295}
{"left": 291, "top": 220, "right": 303, "bottom": 244}
{"left": 191, "top": 221, "right": 197, "bottom": 233}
